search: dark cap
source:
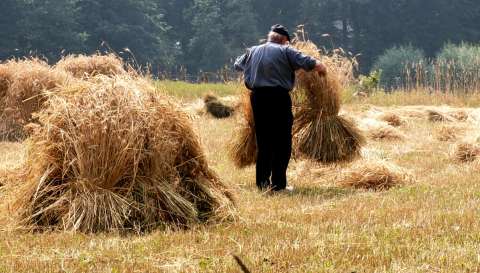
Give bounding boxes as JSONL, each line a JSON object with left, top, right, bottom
{"left": 271, "top": 24, "right": 291, "bottom": 41}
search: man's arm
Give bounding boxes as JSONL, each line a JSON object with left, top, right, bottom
{"left": 313, "top": 60, "right": 327, "bottom": 75}
{"left": 234, "top": 52, "right": 249, "bottom": 72}
{"left": 287, "top": 47, "right": 327, "bottom": 75}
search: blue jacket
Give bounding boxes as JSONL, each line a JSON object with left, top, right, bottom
{"left": 234, "top": 41, "right": 317, "bottom": 91}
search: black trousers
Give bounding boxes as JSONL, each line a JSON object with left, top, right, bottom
{"left": 250, "top": 86, "right": 293, "bottom": 191}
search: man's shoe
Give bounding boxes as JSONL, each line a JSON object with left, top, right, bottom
{"left": 285, "top": 186, "right": 294, "bottom": 192}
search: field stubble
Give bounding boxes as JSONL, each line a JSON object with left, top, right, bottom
{"left": 1, "top": 91, "right": 480, "bottom": 272}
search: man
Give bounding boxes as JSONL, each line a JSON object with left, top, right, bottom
{"left": 234, "top": 24, "right": 327, "bottom": 192}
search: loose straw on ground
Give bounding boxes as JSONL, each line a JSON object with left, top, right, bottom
{"left": 340, "top": 160, "right": 415, "bottom": 190}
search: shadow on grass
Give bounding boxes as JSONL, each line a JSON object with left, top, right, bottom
{"left": 260, "top": 185, "right": 358, "bottom": 200}
{"left": 293, "top": 186, "right": 358, "bottom": 198}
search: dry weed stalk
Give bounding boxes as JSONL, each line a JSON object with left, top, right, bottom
{"left": 340, "top": 160, "right": 415, "bottom": 190}
{"left": 291, "top": 38, "right": 364, "bottom": 162}
{"left": 6, "top": 74, "right": 234, "bottom": 232}
{"left": 227, "top": 86, "right": 257, "bottom": 168}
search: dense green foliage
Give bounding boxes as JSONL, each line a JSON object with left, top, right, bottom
{"left": 371, "top": 45, "right": 427, "bottom": 87}
{"left": 0, "top": 0, "right": 479, "bottom": 75}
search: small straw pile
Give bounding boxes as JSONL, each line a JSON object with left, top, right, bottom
{"left": 378, "top": 112, "right": 405, "bottom": 127}
{"left": 427, "top": 108, "right": 456, "bottom": 122}
{"left": 6, "top": 74, "right": 234, "bottom": 232}
{"left": 340, "top": 160, "right": 414, "bottom": 190}
{"left": 359, "top": 118, "right": 406, "bottom": 140}
{"left": 203, "top": 93, "right": 235, "bottom": 118}
{"left": 227, "top": 85, "right": 257, "bottom": 168}
{"left": 436, "top": 123, "right": 475, "bottom": 142}
{"left": 0, "top": 58, "right": 69, "bottom": 140}
{"left": 291, "top": 38, "right": 364, "bottom": 163}
{"left": 452, "top": 137, "right": 480, "bottom": 162}
{"left": 55, "top": 53, "right": 127, "bottom": 79}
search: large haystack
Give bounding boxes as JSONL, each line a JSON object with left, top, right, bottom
{"left": 291, "top": 38, "right": 364, "bottom": 163}
{"left": 227, "top": 86, "right": 257, "bottom": 168}
{"left": 340, "top": 160, "right": 415, "bottom": 190}
{"left": 55, "top": 53, "right": 127, "bottom": 79}
{"left": 6, "top": 75, "right": 234, "bottom": 232}
{"left": 0, "top": 58, "right": 69, "bottom": 140}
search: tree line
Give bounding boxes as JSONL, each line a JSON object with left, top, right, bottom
{"left": 1, "top": 0, "right": 479, "bottom": 76}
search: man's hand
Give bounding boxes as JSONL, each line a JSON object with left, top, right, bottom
{"left": 313, "top": 60, "right": 327, "bottom": 75}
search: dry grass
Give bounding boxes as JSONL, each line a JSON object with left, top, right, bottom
{"left": 437, "top": 124, "right": 461, "bottom": 141}
{"left": 3, "top": 74, "right": 234, "bottom": 233}
{"left": 3, "top": 84, "right": 480, "bottom": 271}
{"left": 339, "top": 160, "right": 415, "bottom": 190}
{"left": 435, "top": 123, "right": 480, "bottom": 142}
{"left": 291, "top": 38, "right": 364, "bottom": 163}
{"left": 392, "top": 106, "right": 427, "bottom": 118}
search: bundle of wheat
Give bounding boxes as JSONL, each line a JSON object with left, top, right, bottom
{"left": 0, "top": 60, "right": 14, "bottom": 101}
{"left": 227, "top": 86, "right": 257, "bottom": 168}
{"left": 291, "top": 38, "right": 364, "bottom": 163}
{"left": 378, "top": 112, "right": 405, "bottom": 127}
{"left": 0, "top": 58, "right": 70, "bottom": 141}
{"left": 6, "top": 74, "right": 234, "bottom": 232}
{"left": 203, "top": 93, "right": 235, "bottom": 118}
{"left": 453, "top": 138, "right": 480, "bottom": 162}
{"left": 340, "top": 160, "right": 414, "bottom": 190}
{"left": 55, "top": 53, "right": 127, "bottom": 79}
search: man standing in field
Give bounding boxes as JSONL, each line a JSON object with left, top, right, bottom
{"left": 234, "top": 24, "right": 327, "bottom": 192}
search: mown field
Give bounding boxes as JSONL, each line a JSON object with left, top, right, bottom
{"left": 1, "top": 82, "right": 480, "bottom": 272}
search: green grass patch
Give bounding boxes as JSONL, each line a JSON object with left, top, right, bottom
{"left": 155, "top": 80, "right": 239, "bottom": 99}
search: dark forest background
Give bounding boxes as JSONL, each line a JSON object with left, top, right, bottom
{"left": 1, "top": 0, "right": 479, "bottom": 76}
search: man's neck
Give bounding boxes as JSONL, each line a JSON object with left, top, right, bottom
{"left": 268, "top": 39, "right": 281, "bottom": 45}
